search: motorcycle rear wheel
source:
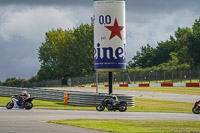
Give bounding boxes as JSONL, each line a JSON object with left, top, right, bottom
{"left": 24, "top": 102, "right": 33, "bottom": 110}
{"left": 96, "top": 104, "right": 105, "bottom": 111}
{"left": 118, "top": 104, "right": 127, "bottom": 112}
{"left": 192, "top": 107, "right": 200, "bottom": 114}
{"left": 6, "top": 102, "right": 14, "bottom": 109}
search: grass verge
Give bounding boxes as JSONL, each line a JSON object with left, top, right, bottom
{"left": 72, "top": 86, "right": 200, "bottom": 96}
{"left": 49, "top": 119, "right": 200, "bottom": 133}
{"left": 0, "top": 97, "right": 193, "bottom": 113}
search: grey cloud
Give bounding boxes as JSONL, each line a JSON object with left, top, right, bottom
{"left": 1, "top": 0, "right": 200, "bottom": 13}
{"left": 0, "top": 5, "right": 92, "bottom": 81}
{"left": 0, "top": 37, "right": 40, "bottom": 81}
{"left": 126, "top": 0, "right": 200, "bottom": 13}
{"left": 0, "top": 0, "right": 92, "bottom": 6}
{"left": 0, "top": 0, "right": 200, "bottom": 81}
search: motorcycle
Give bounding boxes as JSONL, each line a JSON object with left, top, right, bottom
{"left": 192, "top": 100, "right": 200, "bottom": 114}
{"left": 6, "top": 95, "right": 34, "bottom": 110}
{"left": 96, "top": 96, "right": 127, "bottom": 112}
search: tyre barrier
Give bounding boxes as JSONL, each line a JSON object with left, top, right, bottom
{"left": 0, "top": 86, "right": 135, "bottom": 107}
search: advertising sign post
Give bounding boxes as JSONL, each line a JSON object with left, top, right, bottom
{"left": 94, "top": 0, "right": 126, "bottom": 94}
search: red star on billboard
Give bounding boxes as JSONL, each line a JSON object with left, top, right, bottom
{"left": 105, "top": 18, "right": 124, "bottom": 40}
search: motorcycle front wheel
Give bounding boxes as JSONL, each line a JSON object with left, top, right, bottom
{"left": 118, "top": 104, "right": 127, "bottom": 112}
{"left": 24, "top": 102, "right": 33, "bottom": 110}
{"left": 6, "top": 102, "right": 14, "bottom": 109}
{"left": 96, "top": 104, "right": 105, "bottom": 111}
{"left": 192, "top": 107, "right": 200, "bottom": 114}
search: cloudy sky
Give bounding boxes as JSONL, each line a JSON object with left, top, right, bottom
{"left": 0, "top": 0, "right": 200, "bottom": 81}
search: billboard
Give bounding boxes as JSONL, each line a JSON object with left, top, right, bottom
{"left": 94, "top": 0, "right": 126, "bottom": 72}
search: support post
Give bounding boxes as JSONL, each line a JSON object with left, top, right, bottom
{"left": 109, "top": 72, "right": 113, "bottom": 95}
{"left": 96, "top": 71, "right": 98, "bottom": 93}
{"left": 199, "top": 69, "right": 200, "bottom": 83}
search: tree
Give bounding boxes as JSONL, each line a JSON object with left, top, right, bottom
{"left": 28, "top": 76, "right": 38, "bottom": 83}
{"left": 69, "top": 24, "right": 94, "bottom": 77}
{"left": 127, "top": 18, "right": 200, "bottom": 69}
{"left": 154, "top": 39, "right": 176, "bottom": 65}
{"left": 128, "top": 44, "right": 155, "bottom": 68}
{"left": 174, "top": 27, "right": 192, "bottom": 65}
{"left": 187, "top": 18, "right": 200, "bottom": 67}
{"left": 38, "top": 24, "right": 94, "bottom": 81}
{"left": 2, "top": 77, "right": 27, "bottom": 87}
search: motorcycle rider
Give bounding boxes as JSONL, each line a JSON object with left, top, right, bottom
{"left": 111, "top": 94, "right": 119, "bottom": 105}
{"left": 192, "top": 100, "right": 200, "bottom": 114}
{"left": 19, "top": 91, "right": 30, "bottom": 105}
{"left": 198, "top": 100, "right": 200, "bottom": 106}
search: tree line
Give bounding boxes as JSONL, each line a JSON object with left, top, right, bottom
{"left": 1, "top": 18, "right": 200, "bottom": 86}
{"left": 127, "top": 18, "right": 200, "bottom": 72}
{"left": 37, "top": 24, "right": 94, "bottom": 82}
{"left": 0, "top": 76, "right": 38, "bottom": 87}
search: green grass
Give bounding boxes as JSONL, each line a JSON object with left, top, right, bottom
{"left": 0, "top": 96, "right": 10, "bottom": 107}
{"left": 54, "top": 86, "right": 200, "bottom": 96}
{"left": 33, "top": 100, "right": 95, "bottom": 110}
{"left": 50, "top": 119, "right": 200, "bottom": 133}
{"left": 72, "top": 86, "right": 200, "bottom": 96}
{"left": 132, "top": 97, "right": 193, "bottom": 113}
{"left": 113, "top": 87, "right": 200, "bottom": 96}
{"left": 0, "top": 97, "right": 193, "bottom": 113}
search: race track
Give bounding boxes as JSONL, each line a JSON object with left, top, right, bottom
{"left": 0, "top": 107, "right": 199, "bottom": 133}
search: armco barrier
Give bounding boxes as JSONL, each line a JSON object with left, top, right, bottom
{"left": 64, "top": 92, "right": 135, "bottom": 107}
{"left": 0, "top": 86, "right": 65, "bottom": 102}
{"left": 0, "top": 86, "right": 135, "bottom": 107}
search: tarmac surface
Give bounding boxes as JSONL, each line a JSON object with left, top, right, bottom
{"left": 0, "top": 107, "right": 200, "bottom": 133}
{"left": 0, "top": 108, "right": 106, "bottom": 133}
{"left": 47, "top": 87, "right": 200, "bottom": 103}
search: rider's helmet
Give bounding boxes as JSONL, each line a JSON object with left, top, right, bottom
{"left": 112, "top": 95, "right": 117, "bottom": 100}
{"left": 21, "top": 91, "right": 28, "bottom": 96}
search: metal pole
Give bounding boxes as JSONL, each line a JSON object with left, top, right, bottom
{"left": 155, "top": 71, "right": 157, "bottom": 83}
{"left": 149, "top": 71, "right": 150, "bottom": 84}
{"left": 109, "top": 72, "right": 113, "bottom": 95}
{"left": 96, "top": 71, "right": 98, "bottom": 93}
{"left": 164, "top": 71, "right": 165, "bottom": 83}
{"left": 190, "top": 70, "right": 191, "bottom": 83}
{"left": 134, "top": 73, "right": 136, "bottom": 84}
{"left": 180, "top": 70, "right": 182, "bottom": 83}
{"left": 199, "top": 69, "right": 200, "bottom": 83}
{"left": 103, "top": 75, "right": 104, "bottom": 85}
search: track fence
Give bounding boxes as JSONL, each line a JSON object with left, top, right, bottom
{"left": 70, "top": 69, "right": 200, "bottom": 87}
{"left": 3, "top": 69, "right": 200, "bottom": 88}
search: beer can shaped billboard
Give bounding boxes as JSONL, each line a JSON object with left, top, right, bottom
{"left": 94, "top": 0, "right": 126, "bottom": 72}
